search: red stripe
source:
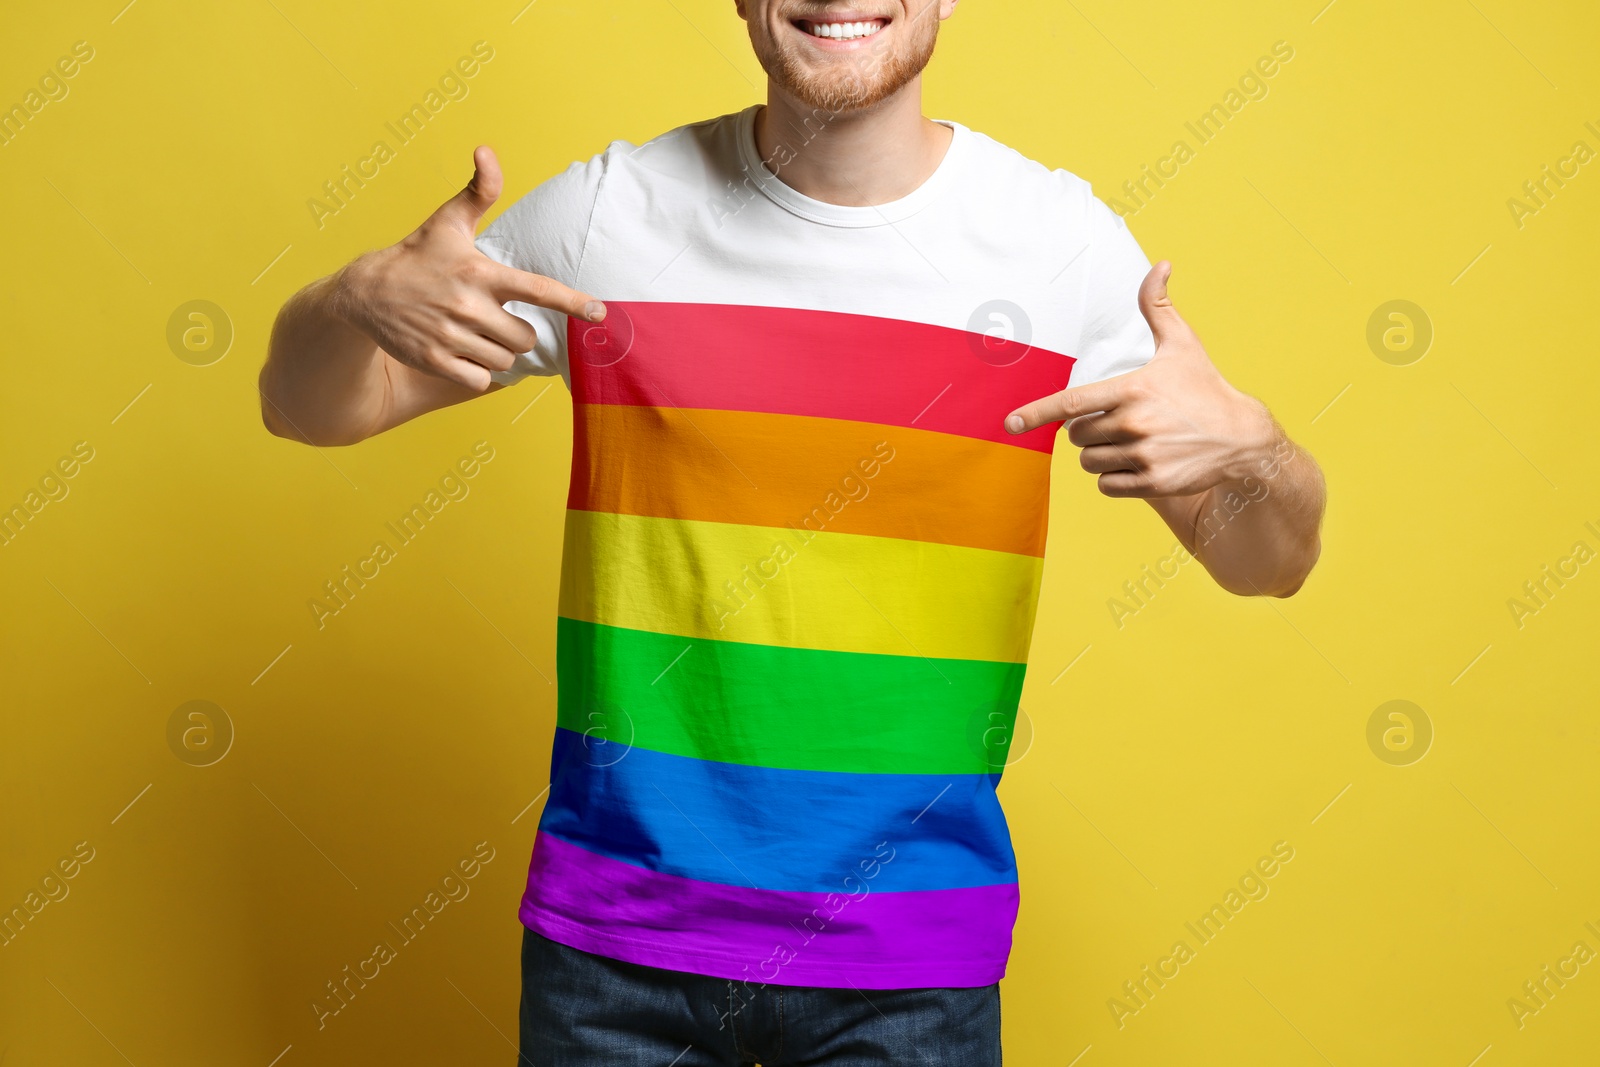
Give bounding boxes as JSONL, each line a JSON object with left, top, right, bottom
{"left": 567, "top": 302, "right": 1076, "bottom": 452}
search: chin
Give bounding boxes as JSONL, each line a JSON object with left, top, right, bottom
{"left": 755, "top": 6, "right": 939, "bottom": 113}
{"left": 782, "top": 69, "right": 898, "bottom": 113}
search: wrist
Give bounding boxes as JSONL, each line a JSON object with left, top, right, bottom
{"left": 1221, "top": 390, "right": 1281, "bottom": 486}
{"left": 326, "top": 252, "right": 377, "bottom": 331}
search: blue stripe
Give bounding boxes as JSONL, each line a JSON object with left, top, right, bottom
{"left": 538, "top": 727, "right": 1017, "bottom": 893}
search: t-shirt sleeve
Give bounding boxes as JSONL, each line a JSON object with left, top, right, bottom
{"left": 1068, "top": 186, "right": 1157, "bottom": 387}
{"left": 473, "top": 150, "right": 609, "bottom": 389}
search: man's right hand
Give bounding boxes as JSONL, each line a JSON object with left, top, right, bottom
{"left": 331, "top": 144, "right": 606, "bottom": 392}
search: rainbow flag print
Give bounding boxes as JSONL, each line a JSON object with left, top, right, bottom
{"left": 518, "top": 301, "right": 1076, "bottom": 990}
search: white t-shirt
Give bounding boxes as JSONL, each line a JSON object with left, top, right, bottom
{"left": 477, "top": 103, "right": 1154, "bottom": 391}
{"left": 474, "top": 103, "right": 1157, "bottom": 991}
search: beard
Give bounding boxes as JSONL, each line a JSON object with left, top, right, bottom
{"left": 752, "top": 10, "right": 941, "bottom": 113}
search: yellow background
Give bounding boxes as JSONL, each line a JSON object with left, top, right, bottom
{"left": 2, "top": 0, "right": 1597, "bottom": 1064}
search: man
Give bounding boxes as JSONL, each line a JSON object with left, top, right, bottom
{"left": 259, "top": 1, "right": 1326, "bottom": 1062}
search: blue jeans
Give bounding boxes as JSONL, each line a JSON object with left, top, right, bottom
{"left": 518, "top": 926, "right": 1002, "bottom": 1066}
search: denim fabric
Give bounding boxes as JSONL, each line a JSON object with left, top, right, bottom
{"left": 518, "top": 926, "right": 1002, "bottom": 1066}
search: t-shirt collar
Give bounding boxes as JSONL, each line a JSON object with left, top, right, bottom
{"left": 733, "top": 102, "right": 969, "bottom": 228}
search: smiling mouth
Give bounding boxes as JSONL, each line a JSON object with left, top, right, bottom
{"left": 793, "top": 16, "right": 889, "bottom": 40}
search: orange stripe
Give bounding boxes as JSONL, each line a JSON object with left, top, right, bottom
{"left": 569, "top": 405, "right": 1052, "bottom": 557}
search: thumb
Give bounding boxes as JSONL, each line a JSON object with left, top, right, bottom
{"left": 1138, "top": 260, "right": 1190, "bottom": 351}
{"left": 433, "top": 145, "right": 502, "bottom": 234}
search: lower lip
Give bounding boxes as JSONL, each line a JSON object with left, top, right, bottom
{"left": 794, "top": 22, "right": 888, "bottom": 49}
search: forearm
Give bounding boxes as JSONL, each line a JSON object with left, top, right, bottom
{"left": 258, "top": 265, "right": 390, "bottom": 447}
{"left": 1153, "top": 424, "right": 1326, "bottom": 597}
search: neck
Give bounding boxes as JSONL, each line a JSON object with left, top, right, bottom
{"left": 752, "top": 80, "right": 953, "bottom": 206}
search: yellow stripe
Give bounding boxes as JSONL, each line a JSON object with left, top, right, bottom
{"left": 558, "top": 510, "right": 1043, "bottom": 664}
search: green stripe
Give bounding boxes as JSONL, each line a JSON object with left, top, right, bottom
{"left": 556, "top": 617, "right": 1026, "bottom": 775}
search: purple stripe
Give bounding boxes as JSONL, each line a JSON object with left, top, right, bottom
{"left": 520, "top": 832, "right": 1016, "bottom": 990}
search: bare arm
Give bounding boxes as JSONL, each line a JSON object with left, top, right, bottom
{"left": 258, "top": 270, "right": 449, "bottom": 446}
{"left": 1144, "top": 417, "right": 1326, "bottom": 597}
{"left": 258, "top": 145, "right": 605, "bottom": 447}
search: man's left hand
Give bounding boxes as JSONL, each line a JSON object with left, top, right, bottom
{"left": 1004, "top": 261, "right": 1280, "bottom": 499}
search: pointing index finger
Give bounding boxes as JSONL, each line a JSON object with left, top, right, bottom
{"left": 1005, "top": 376, "right": 1129, "bottom": 435}
{"left": 483, "top": 260, "right": 606, "bottom": 322}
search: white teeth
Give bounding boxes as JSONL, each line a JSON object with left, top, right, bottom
{"left": 808, "top": 19, "right": 881, "bottom": 40}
